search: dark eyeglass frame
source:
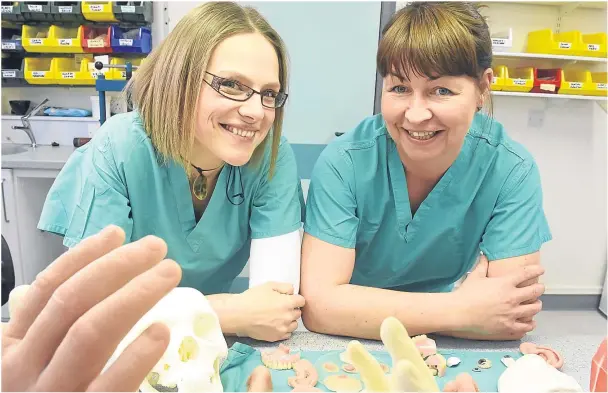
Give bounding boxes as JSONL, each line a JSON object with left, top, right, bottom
{"left": 204, "top": 71, "right": 288, "bottom": 109}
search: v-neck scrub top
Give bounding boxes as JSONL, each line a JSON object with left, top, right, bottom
{"left": 304, "top": 113, "right": 552, "bottom": 293}
{"left": 38, "top": 112, "right": 305, "bottom": 295}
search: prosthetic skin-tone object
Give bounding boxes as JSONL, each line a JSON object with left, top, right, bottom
{"left": 287, "top": 359, "right": 319, "bottom": 389}
{"left": 104, "top": 287, "right": 229, "bottom": 393}
{"left": 346, "top": 317, "right": 441, "bottom": 392}
{"left": 412, "top": 335, "right": 438, "bottom": 358}
{"left": 247, "top": 366, "right": 273, "bottom": 392}
{"left": 323, "top": 375, "right": 363, "bottom": 392}
{"left": 322, "top": 362, "right": 340, "bottom": 373}
{"left": 498, "top": 354, "right": 583, "bottom": 393}
{"left": 590, "top": 338, "right": 607, "bottom": 392}
{"left": 442, "top": 373, "right": 480, "bottom": 392}
{"left": 261, "top": 344, "right": 301, "bottom": 370}
{"left": 519, "top": 342, "right": 564, "bottom": 369}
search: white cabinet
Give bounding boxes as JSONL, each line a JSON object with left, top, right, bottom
{"left": 1, "top": 168, "right": 67, "bottom": 322}
{"left": 1, "top": 169, "right": 23, "bottom": 321}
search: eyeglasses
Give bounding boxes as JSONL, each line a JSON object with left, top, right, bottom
{"left": 204, "top": 71, "right": 288, "bottom": 109}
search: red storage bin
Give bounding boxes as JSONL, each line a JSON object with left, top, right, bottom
{"left": 81, "top": 25, "right": 112, "bottom": 53}
{"left": 532, "top": 68, "right": 562, "bottom": 94}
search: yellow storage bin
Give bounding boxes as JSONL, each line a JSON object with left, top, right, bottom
{"left": 503, "top": 67, "right": 534, "bottom": 92}
{"left": 582, "top": 33, "right": 607, "bottom": 58}
{"left": 24, "top": 57, "right": 54, "bottom": 84}
{"left": 82, "top": 1, "right": 118, "bottom": 22}
{"left": 54, "top": 56, "right": 98, "bottom": 85}
{"left": 491, "top": 65, "right": 506, "bottom": 91}
{"left": 559, "top": 70, "right": 593, "bottom": 96}
{"left": 106, "top": 57, "right": 143, "bottom": 80}
{"left": 22, "top": 25, "right": 53, "bottom": 53}
{"left": 589, "top": 72, "right": 607, "bottom": 97}
{"left": 50, "top": 25, "right": 84, "bottom": 53}
{"left": 526, "top": 29, "right": 583, "bottom": 56}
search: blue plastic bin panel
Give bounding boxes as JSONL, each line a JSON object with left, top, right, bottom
{"left": 110, "top": 26, "right": 151, "bottom": 54}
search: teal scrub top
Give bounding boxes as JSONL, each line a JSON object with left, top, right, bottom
{"left": 304, "top": 113, "right": 552, "bottom": 293}
{"left": 38, "top": 111, "right": 305, "bottom": 295}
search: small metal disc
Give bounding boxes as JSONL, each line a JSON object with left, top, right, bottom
{"left": 478, "top": 358, "right": 492, "bottom": 369}
{"left": 472, "top": 367, "right": 482, "bottom": 373}
{"left": 447, "top": 356, "right": 461, "bottom": 367}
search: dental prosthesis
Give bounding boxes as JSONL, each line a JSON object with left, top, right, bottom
{"left": 412, "top": 334, "right": 447, "bottom": 377}
{"left": 261, "top": 344, "right": 301, "bottom": 370}
{"left": 104, "top": 287, "right": 229, "bottom": 393}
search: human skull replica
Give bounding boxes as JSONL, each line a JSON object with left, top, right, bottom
{"left": 104, "top": 287, "right": 228, "bottom": 393}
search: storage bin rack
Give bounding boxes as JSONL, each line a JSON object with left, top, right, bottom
{"left": 20, "top": 2, "right": 53, "bottom": 22}
{"left": 526, "top": 29, "right": 607, "bottom": 58}
{"left": 22, "top": 25, "right": 84, "bottom": 53}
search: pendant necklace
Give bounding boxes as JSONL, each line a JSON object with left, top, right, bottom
{"left": 191, "top": 163, "right": 223, "bottom": 200}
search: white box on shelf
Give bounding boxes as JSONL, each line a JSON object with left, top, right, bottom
{"left": 492, "top": 28, "right": 513, "bottom": 52}
{"left": 90, "top": 95, "right": 111, "bottom": 120}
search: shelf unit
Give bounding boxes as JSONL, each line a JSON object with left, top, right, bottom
{"left": 493, "top": 52, "right": 607, "bottom": 63}
{"left": 492, "top": 91, "right": 607, "bottom": 100}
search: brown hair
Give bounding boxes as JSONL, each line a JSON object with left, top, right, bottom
{"left": 125, "top": 2, "right": 288, "bottom": 178}
{"left": 377, "top": 2, "right": 493, "bottom": 111}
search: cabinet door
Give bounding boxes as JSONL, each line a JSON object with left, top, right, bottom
{"left": 13, "top": 169, "right": 67, "bottom": 286}
{"left": 1, "top": 169, "right": 23, "bottom": 322}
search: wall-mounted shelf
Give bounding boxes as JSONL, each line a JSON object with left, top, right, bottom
{"left": 1, "top": 115, "right": 98, "bottom": 122}
{"left": 493, "top": 51, "right": 607, "bottom": 63}
{"left": 492, "top": 91, "right": 607, "bottom": 100}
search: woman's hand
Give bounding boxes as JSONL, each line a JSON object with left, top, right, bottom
{"left": 453, "top": 255, "right": 545, "bottom": 339}
{"left": 2, "top": 225, "right": 182, "bottom": 392}
{"left": 233, "top": 282, "right": 305, "bottom": 342}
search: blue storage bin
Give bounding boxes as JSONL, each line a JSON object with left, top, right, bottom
{"left": 2, "top": 27, "right": 24, "bottom": 52}
{"left": 110, "top": 26, "right": 151, "bottom": 54}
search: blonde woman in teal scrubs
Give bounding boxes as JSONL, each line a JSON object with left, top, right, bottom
{"left": 38, "top": 2, "right": 305, "bottom": 343}
{"left": 301, "top": 2, "right": 549, "bottom": 341}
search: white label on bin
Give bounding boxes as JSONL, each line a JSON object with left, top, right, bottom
{"left": 492, "top": 38, "right": 508, "bottom": 46}
{"left": 513, "top": 79, "right": 527, "bottom": 86}
{"left": 89, "top": 4, "right": 103, "bottom": 12}
{"left": 29, "top": 39, "right": 43, "bottom": 45}
{"left": 32, "top": 71, "right": 46, "bottom": 78}
{"left": 1, "top": 6, "right": 13, "bottom": 13}
{"left": 559, "top": 42, "right": 572, "bottom": 49}
{"left": 58, "top": 6, "right": 73, "bottom": 13}
{"left": 2, "top": 71, "right": 16, "bottom": 78}
{"left": 59, "top": 39, "right": 72, "bottom": 46}
{"left": 597, "top": 83, "right": 607, "bottom": 90}
{"left": 87, "top": 39, "right": 105, "bottom": 48}
{"left": 61, "top": 72, "right": 75, "bottom": 79}
{"left": 588, "top": 44, "right": 600, "bottom": 51}
{"left": 540, "top": 83, "right": 556, "bottom": 92}
{"left": 119, "top": 39, "right": 133, "bottom": 46}
{"left": 121, "top": 5, "right": 136, "bottom": 13}
{"left": 569, "top": 82, "right": 583, "bottom": 89}
{"left": 28, "top": 4, "right": 43, "bottom": 11}
{"left": 92, "top": 71, "right": 103, "bottom": 79}
{"left": 2, "top": 42, "right": 16, "bottom": 50}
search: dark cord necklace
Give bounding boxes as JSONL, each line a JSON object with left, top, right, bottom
{"left": 191, "top": 163, "right": 223, "bottom": 200}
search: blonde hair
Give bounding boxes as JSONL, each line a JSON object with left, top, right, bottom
{"left": 377, "top": 2, "right": 493, "bottom": 113}
{"left": 125, "top": 2, "right": 288, "bottom": 178}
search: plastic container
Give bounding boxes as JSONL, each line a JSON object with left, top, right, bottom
{"left": 491, "top": 65, "right": 506, "bottom": 91}
{"left": 81, "top": 26, "right": 112, "bottom": 53}
{"left": 1, "top": 56, "right": 25, "bottom": 84}
{"left": 106, "top": 57, "right": 143, "bottom": 80}
{"left": 582, "top": 33, "right": 607, "bottom": 58}
{"left": 51, "top": 1, "right": 86, "bottom": 23}
{"left": 559, "top": 70, "right": 593, "bottom": 96}
{"left": 24, "top": 57, "right": 54, "bottom": 84}
{"left": 503, "top": 67, "right": 534, "bottom": 92}
{"left": 113, "top": 1, "right": 153, "bottom": 24}
{"left": 491, "top": 28, "right": 513, "bottom": 52}
{"left": 51, "top": 25, "right": 85, "bottom": 53}
{"left": 531, "top": 68, "right": 562, "bottom": 94}
{"left": 590, "top": 72, "right": 607, "bottom": 97}
{"left": 20, "top": 1, "right": 53, "bottom": 22}
{"left": 22, "top": 25, "right": 53, "bottom": 53}
{"left": 1, "top": 2, "right": 25, "bottom": 22}
{"left": 82, "top": 1, "right": 118, "bottom": 22}
{"left": 526, "top": 29, "right": 582, "bottom": 57}
{"left": 2, "top": 27, "right": 23, "bottom": 52}
{"left": 110, "top": 26, "right": 151, "bottom": 54}
{"left": 54, "top": 56, "right": 99, "bottom": 85}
